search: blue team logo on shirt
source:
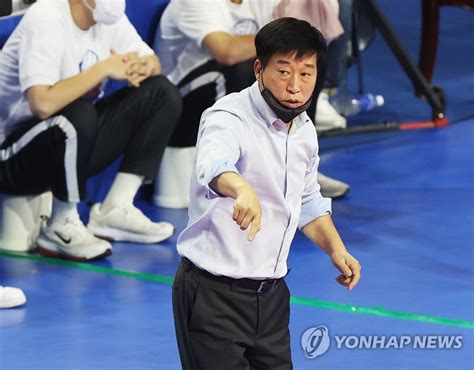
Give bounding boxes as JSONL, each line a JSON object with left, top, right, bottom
{"left": 233, "top": 19, "right": 258, "bottom": 35}
{"left": 79, "top": 50, "right": 99, "bottom": 72}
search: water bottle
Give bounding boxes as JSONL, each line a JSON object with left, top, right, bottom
{"left": 331, "top": 93, "right": 384, "bottom": 117}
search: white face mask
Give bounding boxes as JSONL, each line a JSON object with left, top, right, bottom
{"left": 83, "top": 0, "right": 126, "bottom": 25}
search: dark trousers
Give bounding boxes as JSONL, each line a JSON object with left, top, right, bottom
{"left": 0, "top": 76, "right": 181, "bottom": 202}
{"left": 172, "top": 258, "right": 293, "bottom": 370}
{"left": 323, "top": 0, "right": 353, "bottom": 89}
{"left": 169, "top": 59, "right": 255, "bottom": 147}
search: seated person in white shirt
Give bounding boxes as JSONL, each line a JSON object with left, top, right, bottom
{"left": 0, "top": 0, "right": 181, "bottom": 261}
{"left": 172, "top": 18, "right": 361, "bottom": 370}
{"left": 156, "top": 0, "right": 349, "bottom": 207}
{"left": 157, "top": 0, "right": 279, "bottom": 149}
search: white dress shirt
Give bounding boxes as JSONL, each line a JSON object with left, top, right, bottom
{"left": 177, "top": 81, "right": 332, "bottom": 279}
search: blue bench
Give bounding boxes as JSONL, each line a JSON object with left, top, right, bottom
{"left": 0, "top": 16, "right": 20, "bottom": 48}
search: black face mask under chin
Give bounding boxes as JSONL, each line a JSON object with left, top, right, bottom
{"left": 260, "top": 88, "right": 312, "bottom": 123}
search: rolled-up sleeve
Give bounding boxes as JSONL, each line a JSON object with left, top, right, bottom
{"left": 177, "top": 0, "right": 229, "bottom": 47}
{"left": 298, "top": 148, "right": 332, "bottom": 229}
{"left": 196, "top": 110, "right": 242, "bottom": 195}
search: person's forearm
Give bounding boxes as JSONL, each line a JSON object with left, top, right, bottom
{"left": 27, "top": 61, "right": 109, "bottom": 119}
{"left": 209, "top": 171, "right": 251, "bottom": 199}
{"left": 225, "top": 35, "right": 256, "bottom": 65}
{"left": 302, "top": 214, "right": 347, "bottom": 255}
{"left": 205, "top": 33, "right": 256, "bottom": 66}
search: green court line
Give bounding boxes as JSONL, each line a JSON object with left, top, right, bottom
{"left": 0, "top": 251, "right": 174, "bottom": 285}
{"left": 2, "top": 251, "right": 473, "bottom": 329}
{"left": 289, "top": 296, "right": 474, "bottom": 329}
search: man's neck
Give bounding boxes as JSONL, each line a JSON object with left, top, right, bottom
{"left": 69, "top": 0, "right": 94, "bottom": 30}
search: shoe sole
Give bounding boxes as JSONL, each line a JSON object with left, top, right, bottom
{"left": 87, "top": 225, "right": 175, "bottom": 244}
{"left": 0, "top": 295, "right": 27, "bottom": 309}
{"left": 322, "top": 187, "right": 350, "bottom": 199}
{"left": 35, "top": 244, "right": 112, "bottom": 262}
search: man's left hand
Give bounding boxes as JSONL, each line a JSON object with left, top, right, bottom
{"left": 330, "top": 251, "right": 361, "bottom": 291}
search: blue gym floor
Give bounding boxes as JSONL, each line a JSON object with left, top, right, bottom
{"left": 1, "top": 2, "right": 473, "bottom": 369}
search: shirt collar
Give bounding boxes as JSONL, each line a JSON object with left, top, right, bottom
{"left": 249, "top": 81, "right": 308, "bottom": 130}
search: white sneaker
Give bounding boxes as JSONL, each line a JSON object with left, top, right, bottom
{"left": 318, "top": 173, "right": 350, "bottom": 199}
{"left": 88, "top": 203, "right": 175, "bottom": 244}
{"left": 0, "top": 286, "right": 27, "bottom": 309}
{"left": 36, "top": 217, "right": 112, "bottom": 261}
{"left": 315, "top": 92, "right": 347, "bottom": 132}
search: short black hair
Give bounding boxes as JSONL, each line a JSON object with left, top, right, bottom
{"left": 255, "top": 17, "right": 327, "bottom": 70}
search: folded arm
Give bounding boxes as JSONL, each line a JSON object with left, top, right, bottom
{"left": 202, "top": 32, "right": 256, "bottom": 66}
{"left": 27, "top": 51, "right": 139, "bottom": 119}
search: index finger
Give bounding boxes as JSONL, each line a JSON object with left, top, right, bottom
{"left": 335, "top": 260, "right": 353, "bottom": 279}
{"left": 347, "top": 262, "right": 361, "bottom": 290}
{"left": 247, "top": 217, "right": 261, "bottom": 241}
{"left": 348, "top": 269, "right": 361, "bottom": 291}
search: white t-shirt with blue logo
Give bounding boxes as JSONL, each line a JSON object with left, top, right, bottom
{"left": 0, "top": 0, "right": 153, "bottom": 144}
{"left": 156, "top": 0, "right": 280, "bottom": 85}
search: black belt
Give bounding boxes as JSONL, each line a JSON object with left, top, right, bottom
{"left": 183, "top": 258, "right": 282, "bottom": 294}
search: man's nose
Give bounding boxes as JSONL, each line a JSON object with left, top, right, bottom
{"left": 287, "top": 76, "right": 300, "bottom": 94}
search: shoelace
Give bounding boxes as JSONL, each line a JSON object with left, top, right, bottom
{"left": 121, "top": 206, "right": 151, "bottom": 224}
{"left": 108, "top": 205, "right": 166, "bottom": 230}
{"left": 59, "top": 217, "right": 93, "bottom": 242}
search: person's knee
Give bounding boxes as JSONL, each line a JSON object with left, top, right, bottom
{"left": 58, "top": 99, "right": 99, "bottom": 144}
{"left": 141, "top": 76, "right": 183, "bottom": 121}
{"left": 60, "top": 99, "right": 97, "bottom": 120}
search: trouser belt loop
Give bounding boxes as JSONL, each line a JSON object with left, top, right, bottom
{"left": 256, "top": 279, "right": 278, "bottom": 294}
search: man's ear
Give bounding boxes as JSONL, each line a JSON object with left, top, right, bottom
{"left": 254, "top": 59, "right": 262, "bottom": 80}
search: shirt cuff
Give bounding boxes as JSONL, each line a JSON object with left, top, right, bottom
{"left": 298, "top": 196, "right": 332, "bottom": 229}
{"left": 202, "top": 159, "right": 239, "bottom": 199}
